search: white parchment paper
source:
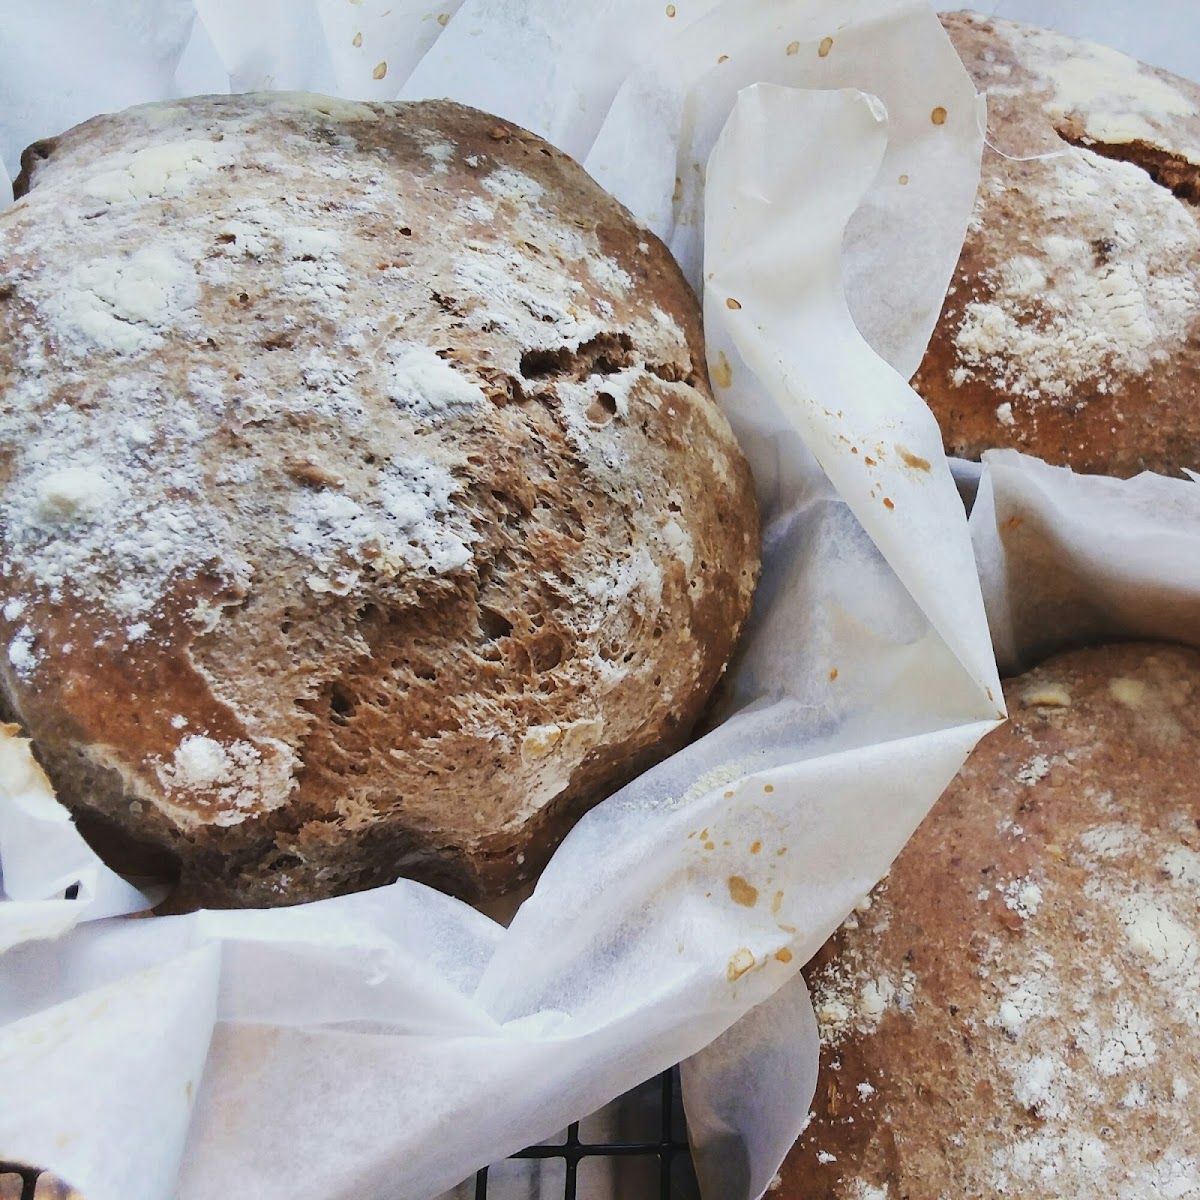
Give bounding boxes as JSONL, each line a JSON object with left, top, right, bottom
{"left": 968, "top": 451, "right": 1200, "bottom": 673}
{"left": 0, "top": 3, "right": 999, "bottom": 1198}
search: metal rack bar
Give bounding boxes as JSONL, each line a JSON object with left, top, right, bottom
{"left": 472, "top": 1068, "right": 692, "bottom": 1198}
{"left": 0, "top": 1162, "right": 40, "bottom": 1200}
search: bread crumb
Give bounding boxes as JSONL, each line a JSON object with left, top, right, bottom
{"left": 1021, "top": 682, "right": 1070, "bottom": 707}
{"left": 727, "top": 947, "right": 755, "bottom": 981}
{"left": 521, "top": 723, "right": 563, "bottom": 761}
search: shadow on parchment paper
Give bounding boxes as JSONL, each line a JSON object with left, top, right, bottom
{"left": 972, "top": 457, "right": 1200, "bottom": 675}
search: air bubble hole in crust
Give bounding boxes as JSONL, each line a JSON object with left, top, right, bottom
{"left": 530, "top": 633, "right": 564, "bottom": 672}
{"left": 586, "top": 392, "right": 618, "bottom": 425}
{"left": 479, "top": 606, "right": 513, "bottom": 641}
{"left": 329, "top": 685, "right": 356, "bottom": 724}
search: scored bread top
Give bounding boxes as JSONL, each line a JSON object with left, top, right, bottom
{"left": 0, "top": 93, "right": 759, "bottom": 907}
{"left": 915, "top": 13, "right": 1200, "bottom": 477}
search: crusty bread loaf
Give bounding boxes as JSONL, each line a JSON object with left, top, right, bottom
{"left": 914, "top": 14, "right": 1200, "bottom": 478}
{"left": 0, "top": 94, "right": 759, "bottom": 909}
{"left": 775, "top": 642, "right": 1200, "bottom": 1198}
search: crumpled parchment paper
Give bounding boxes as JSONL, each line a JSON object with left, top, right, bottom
{"left": 0, "top": 2, "right": 999, "bottom": 1198}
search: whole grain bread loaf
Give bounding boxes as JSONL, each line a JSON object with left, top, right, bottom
{"left": 0, "top": 93, "right": 759, "bottom": 909}
{"left": 915, "top": 14, "right": 1200, "bottom": 478}
{"left": 776, "top": 642, "right": 1200, "bottom": 1199}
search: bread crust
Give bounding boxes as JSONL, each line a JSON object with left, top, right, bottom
{"left": 915, "top": 14, "right": 1200, "bottom": 478}
{"left": 0, "top": 94, "right": 759, "bottom": 908}
{"left": 778, "top": 642, "right": 1200, "bottom": 1198}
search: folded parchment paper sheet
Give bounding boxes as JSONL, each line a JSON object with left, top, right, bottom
{"left": 0, "top": 2, "right": 1004, "bottom": 1198}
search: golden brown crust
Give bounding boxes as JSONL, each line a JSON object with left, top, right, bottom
{"left": 777, "top": 642, "right": 1200, "bottom": 1199}
{"left": 0, "top": 94, "right": 759, "bottom": 908}
{"left": 915, "top": 13, "right": 1200, "bottom": 478}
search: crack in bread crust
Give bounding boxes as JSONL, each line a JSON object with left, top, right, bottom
{"left": 914, "top": 13, "right": 1200, "bottom": 478}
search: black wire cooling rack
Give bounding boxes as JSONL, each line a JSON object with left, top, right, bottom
{"left": 0, "top": 1161, "right": 74, "bottom": 1200}
{"left": 0, "top": 1163, "right": 40, "bottom": 1200}
{"left": 472, "top": 1068, "right": 697, "bottom": 1200}
{"left": 1, "top": 1068, "right": 698, "bottom": 1200}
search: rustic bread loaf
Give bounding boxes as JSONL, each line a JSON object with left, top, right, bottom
{"left": 774, "top": 642, "right": 1200, "bottom": 1198}
{"left": 0, "top": 94, "right": 759, "bottom": 909}
{"left": 914, "top": 14, "right": 1200, "bottom": 478}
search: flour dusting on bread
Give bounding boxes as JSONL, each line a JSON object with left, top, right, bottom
{"left": 781, "top": 644, "right": 1200, "bottom": 1200}
{"left": 0, "top": 94, "right": 759, "bottom": 907}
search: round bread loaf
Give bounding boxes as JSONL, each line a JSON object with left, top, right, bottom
{"left": 914, "top": 13, "right": 1200, "bottom": 478}
{"left": 0, "top": 94, "right": 759, "bottom": 909}
{"left": 777, "top": 642, "right": 1200, "bottom": 1199}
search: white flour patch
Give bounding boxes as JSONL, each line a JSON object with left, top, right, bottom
{"left": 421, "top": 139, "right": 456, "bottom": 173}
{"left": 384, "top": 345, "right": 487, "bottom": 423}
{"left": 43, "top": 247, "right": 199, "bottom": 357}
{"left": 1016, "top": 754, "right": 1051, "bottom": 786}
{"left": 952, "top": 153, "right": 1199, "bottom": 402}
{"left": 481, "top": 166, "right": 544, "bottom": 204}
{"left": 84, "top": 138, "right": 235, "bottom": 204}
{"left": 7, "top": 627, "right": 38, "bottom": 675}
{"left": 0, "top": 383, "right": 243, "bottom": 624}
{"left": 287, "top": 455, "right": 473, "bottom": 585}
